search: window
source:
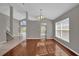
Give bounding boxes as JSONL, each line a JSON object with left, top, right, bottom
{"left": 20, "top": 20, "right": 26, "bottom": 26}
{"left": 40, "top": 23, "right": 47, "bottom": 39}
{"left": 20, "top": 20, "right": 27, "bottom": 37}
{"left": 55, "top": 18, "right": 69, "bottom": 42}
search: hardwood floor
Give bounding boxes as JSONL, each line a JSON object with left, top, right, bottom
{"left": 3, "top": 39, "right": 77, "bottom": 56}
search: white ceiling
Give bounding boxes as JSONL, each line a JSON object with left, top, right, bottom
{"left": 0, "top": 3, "right": 78, "bottom": 20}
{"left": 23, "top": 3, "right": 79, "bottom": 20}
{"left": 0, "top": 3, "right": 26, "bottom": 20}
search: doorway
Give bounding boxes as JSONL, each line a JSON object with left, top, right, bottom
{"left": 40, "top": 22, "right": 47, "bottom": 40}
{"left": 20, "top": 19, "right": 27, "bottom": 39}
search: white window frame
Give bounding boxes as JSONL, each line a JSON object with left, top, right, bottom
{"left": 55, "top": 18, "right": 69, "bottom": 43}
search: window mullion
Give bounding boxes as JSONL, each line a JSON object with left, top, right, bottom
{"left": 61, "top": 23, "right": 62, "bottom": 38}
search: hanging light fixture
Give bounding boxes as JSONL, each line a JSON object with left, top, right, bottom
{"left": 40, "top": 9, "right": 47, "bottom": 42}
{"left": 40, "top": 9, "right": 46, "bottom": 20}
{"left": 36, "top": 9, "right": 46, "bottom": 20}
{"left": 40, "top": 9, "right": 42, "bottom": 20}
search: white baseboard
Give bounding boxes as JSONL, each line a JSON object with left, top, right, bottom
{"left": 26, "top": 38, "right": 53, "bottom": 39}
{"left": 27, "top": 38, "right": 41, "bottom": 39}
{"left": 0, "top": 41, "right": 6, "bottom": 44}
{"left": 54, "top": 38, "right": 79, "bottom": 56}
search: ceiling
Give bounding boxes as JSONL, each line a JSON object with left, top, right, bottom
{"left": 0, "top": 3, "right": 78, "bottom": 20}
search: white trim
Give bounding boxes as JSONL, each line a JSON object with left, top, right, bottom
{"left": 54, "top": 38, "right": 79, "bottom": 55}
{"left": 55, "top": 18, "right": 69, "bottom": 43}
{"left": 0, "top": 39, "right": 25, "bottom": 56}
{"left": 0, "top": 41, "right": 6, "bottom": 44}
{"left": 27, "top": 38, "right": 41, "bottom": 39}
{"left": 26, "top": 38, "right": 53, "bottom": 39}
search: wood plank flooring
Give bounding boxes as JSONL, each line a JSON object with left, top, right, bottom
{"left": 3, "top": 39, "right": 77, "bottom": 56}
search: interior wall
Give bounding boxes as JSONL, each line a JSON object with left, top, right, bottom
{"left": 43, "top": 20, "right": 54, "bottom": 39}
{"left": 0, "top": 13, "right": 8, "bottom": 44}
{"left": 26, "top": 20, "right": 54, "bottom": 39}
{"left": 53, "top": 5, "right": 79, "bottom": 53}
{"left": 13, "top": 19, "right": 19, "bottom": 37}
{"left": 0, "top": 12, "right": 19, "bottom": 44}
{"left": 47, "top": 20, "right": 54, "bottom": 39}
{"left": 27, "top": 20, "right": 40, "bottom": 39}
